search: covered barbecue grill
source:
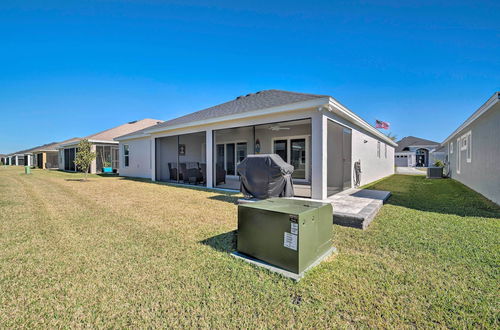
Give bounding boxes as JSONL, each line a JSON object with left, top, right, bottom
{"left": 236, "top": 154, "right": 294, "bottom": 199}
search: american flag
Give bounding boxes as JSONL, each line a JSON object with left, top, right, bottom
{"left": 375, "top": 120, "right": 390, "bottom": 129}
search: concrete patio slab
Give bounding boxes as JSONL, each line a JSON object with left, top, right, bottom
{"left": 327, "top": 188, "right": 391, "bottom": 229}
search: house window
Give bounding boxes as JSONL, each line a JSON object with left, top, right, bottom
{"left": 466, "top": 131, "right": 472, "bottom": 163}
{"left": 377, "top": 141, "right": 381, "bottom": 158}
{"left": 461, "top": 135, "right": 468, "bottom": 151}
{"left": 123, "top": 144, "right": 129, "bottom": 167}
{"left": 384, "top": 144, "right": 387, "bottom": 158}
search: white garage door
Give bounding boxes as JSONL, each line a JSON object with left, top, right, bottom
{"left": 395, "top": 155, "right": 408, "bottom": 167}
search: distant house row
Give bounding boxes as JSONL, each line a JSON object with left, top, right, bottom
{"left": 1, "top": 119, "right": 162, "bottom": 173}
{"left": 1, "top": 90, "right": 498, "bottom": 204}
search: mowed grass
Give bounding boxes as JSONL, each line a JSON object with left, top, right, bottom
{"left": 0, "top": 167, "right": 499, "bottom": 328}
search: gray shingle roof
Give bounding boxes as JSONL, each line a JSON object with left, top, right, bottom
{"left": 32, "top": 137, "right": 81, "bottom": 152}
{"left": 395, "top": 136, "right": 440, "bottom": 152}
{"left": 71, "top": 119, "right": 163, "bottom": 145}
{"left": 153, "top": 89, "right": 328, "bottom": 129}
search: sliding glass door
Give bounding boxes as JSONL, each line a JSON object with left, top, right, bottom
{"left": 273, "top": 137, "right": 308, "bottom": 180}
{"left": 273, "top": 140, "right": 287, "bottom": 163}
{"left": 290, "top": 139, "right": 306, "bottom": 180}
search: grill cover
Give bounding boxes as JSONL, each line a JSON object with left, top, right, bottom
{"left": 237, "top": 154, "right": 294, "bottom": 199}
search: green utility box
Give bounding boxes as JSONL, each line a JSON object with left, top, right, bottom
{"left": 24, "top": 166, "right": 31, "bottom": 175}
{"left": 237, "top": 198, "right": 333, "bottom": 274}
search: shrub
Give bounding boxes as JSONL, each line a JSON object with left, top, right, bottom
{"left": 433, "top": 160, "right": 445, "bottom": 168}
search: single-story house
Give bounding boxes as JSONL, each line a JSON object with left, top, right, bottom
{"left": 29, "top": 138, "right": 81, "bottom": 169}
{"left": 442, "top": 91, "right": 500, "bottom": 205}
{"left": 9, "top": 153, "right": 26, "bottom": 166}
{"left": 394, "top": 136, "right": 446, "bottom": 167}
{"left": 58, "top": 119, "right": 162, "bottom": 173}
{"left": 115, "top": 90, "right": 397, "bottom": 200}
{"left": 8, "top": 146, "right": 40, "bottom": 166}
{"left": 4, "top": 143, "right": 56, "bottom": 167}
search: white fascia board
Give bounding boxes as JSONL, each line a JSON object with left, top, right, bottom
{"left": 57, "top": 140, "right": 81, "bottom": 148}
{"left": 88, "top": 139, "right": 118, "bottom": 144}
{"left": 115, "top": 132, "right": 151, "bottom": 142}
{"left": 36, "top": 149, "right": 58, "bottom": 152}
{"left": 57, "top": 139, "right": 117, "bottom": 148}
{"left": 442, "top": 91, "right": 499, "bottom": 145}
{"left": 326, "top": 98, "right": 398, "bottom": 147}
{"left": 130, "top": 97, "right": 331, "bottom": 138}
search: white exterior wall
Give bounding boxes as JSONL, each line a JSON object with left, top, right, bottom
{"left": 118, "top": 138, "right": 153, "bottom": 178}
{"left": 323, "top": 110, "right": 394, "bottom": 187}
{"left": 351, "top": 129, "right": 394, "bottom": 186}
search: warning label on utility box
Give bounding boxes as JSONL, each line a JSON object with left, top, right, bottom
{"left": 284, "top": 232, "right": 298, "bottom": 251}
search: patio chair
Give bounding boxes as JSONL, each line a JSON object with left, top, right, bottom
{"left": 179, "top": 163, "right": 188, "bottom": 182}
{"left": 186, "top": 167, "right": 204, "bottom": 184}
{"left": 216, "top": 165, "right": 226, "bottom": 185}
{"left": 199, "top": 163, "right": 206, "bottom": 184}
{"left": 168, "top": 163, "right": 178, "bottom": 181}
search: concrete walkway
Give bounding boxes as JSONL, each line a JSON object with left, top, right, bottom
{"left": 396, "top": 166, "right": 426, "bottom": 175}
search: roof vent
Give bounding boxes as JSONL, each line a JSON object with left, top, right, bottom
{"left": 128, "top": 120, "right": 138, "bottom": 124}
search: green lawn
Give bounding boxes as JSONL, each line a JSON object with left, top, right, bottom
{"left": 0, "top": 167, "right": 499, "bottom": 327}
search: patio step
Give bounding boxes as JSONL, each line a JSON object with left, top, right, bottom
{"left": 328, "top": 189, "right": 391, "bottom": 229}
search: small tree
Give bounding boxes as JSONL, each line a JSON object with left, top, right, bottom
{"left": 74, "top": 139, "right": 96, "bottom": 181}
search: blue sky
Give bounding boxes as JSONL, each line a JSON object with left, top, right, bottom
{"left": 1, "top": 0, "right": 499, "bottom": 153}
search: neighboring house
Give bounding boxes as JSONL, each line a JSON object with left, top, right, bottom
{"left": 8, "top": 147, "right": 37, "bottom": 166}
{"left": 5, "top": 143, "right": 57, "bottom": 167}
{"left": 30, "top": 138, "right": 81, "bottom": 169}
{"left": 115, "top": 90, "right": 397, "bottom": 200}
{"left": 10, "top": 153, "right": 26, "bottom": 166}
{"left": 394, "top": 136, "right": 445, "bottom": 167}
{"left": 58, "top": 119, "right": 162, "bottom": 174}
{"left": 442, "top": 91, "right": 500, "bottom": 205}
